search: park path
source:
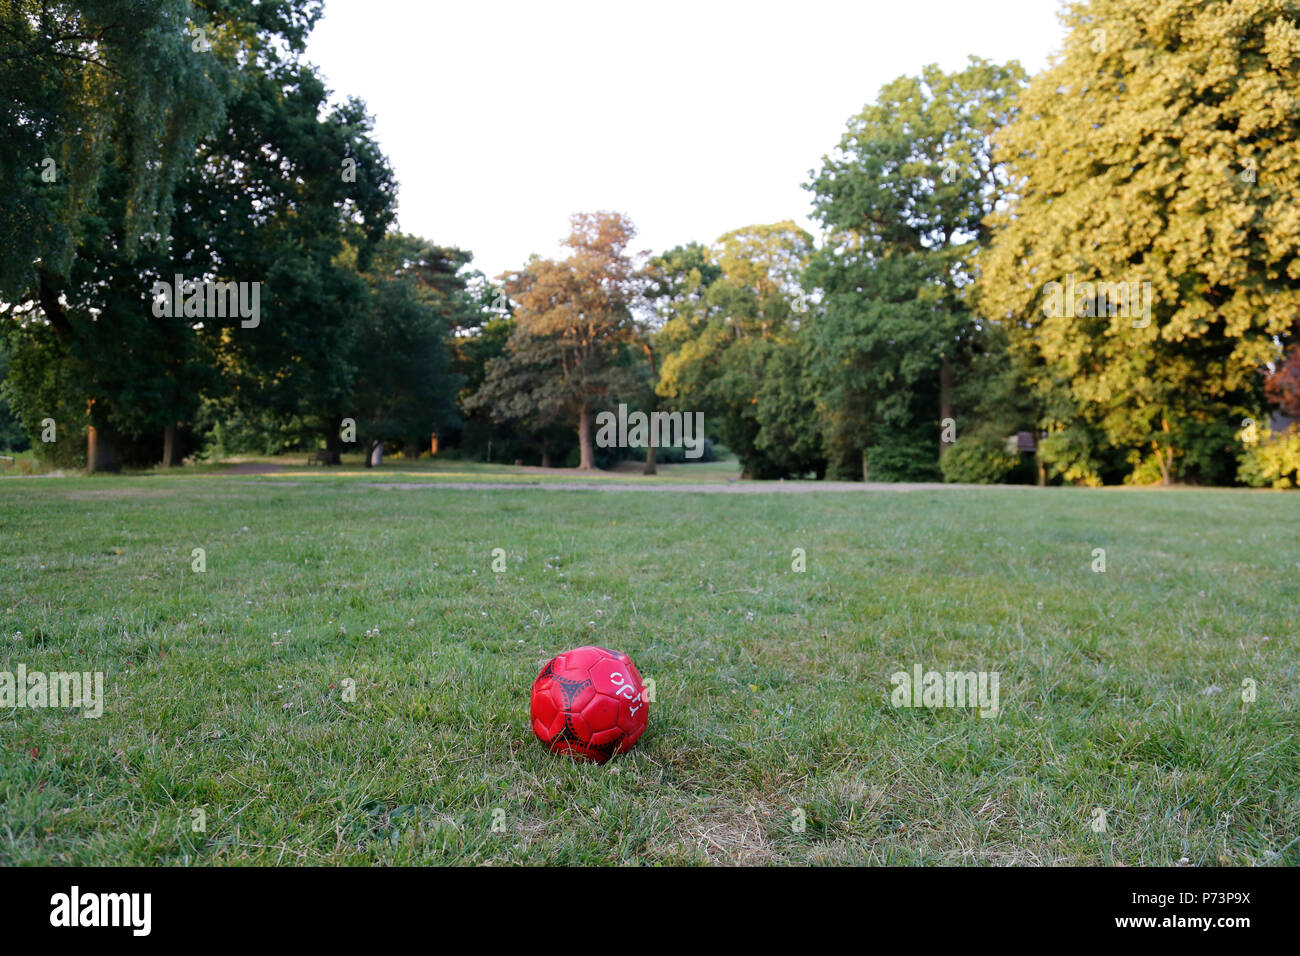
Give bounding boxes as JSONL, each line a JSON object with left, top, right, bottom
{"left": 363, "top": 480, "right": 984, "bottom": 494}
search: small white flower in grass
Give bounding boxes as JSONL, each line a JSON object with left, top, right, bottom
{"left": 746, "top": 611, "right": 755, "bottom": 621}
{"left": 595, "top": 610, "right": 604, "bottom": 617}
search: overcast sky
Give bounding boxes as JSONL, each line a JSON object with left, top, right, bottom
{"left": 305, "top": 0, "right": 1068, "bottom": 279}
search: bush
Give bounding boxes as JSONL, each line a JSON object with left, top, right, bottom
{"left": 864, "top": 429, "right": 941, "bottom": 482}
{"left": 632, "top": 439, "right": 716, "bottom": 464}
{"left": 940, "top": 435, "right": 1020, "bottom": 484}
{"left": 1123, "top": 452, "right": 1168, "bottom": 487}
{"left": 1238, "top": 426, "right": 1300, "bottom": 488}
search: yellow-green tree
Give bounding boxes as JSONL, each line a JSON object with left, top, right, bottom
{"left": 979, "top": 0, "right": 1300, "bottom": 485}
{"left": 654, "top": 221, "right": 818, "bottom": 478}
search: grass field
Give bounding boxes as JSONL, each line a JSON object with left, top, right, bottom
{"left": 2, "top": 464, "right": 1297, "bottom": 865}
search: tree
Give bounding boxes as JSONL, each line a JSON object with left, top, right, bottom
{"left": 183, "top": 57, "right": 395, "bottom": 460}
{"left": 1, "top": 0, "right": 232, "bottom": 467}
{"left": 347, "top": 235, "right": 468, "bottom": 462}
{"left": 978, "top": 0, "right": 1300, "bottom": 485}
{"left": 0, "top": 0, "right": 227, "bottom": 302}
{"left": 1265, "top": 336, "right": 1300, "bottom": 419}
{"left": 470, "top": 213, "right": 642, "bottom": 470}
{"left": 0, "top": 1, "right": 393, "bottom": 470}
{"left": 639, "top": 242, "right": 721, "bottom": 474}
{"left": 654, "top": 222, "right": 815, "bottom": 478}
{"left": 806, "top": 57, "right": 1027, "bottom": 480}
{"left": 753, "top": 334, "right": 828, "bottom": 478}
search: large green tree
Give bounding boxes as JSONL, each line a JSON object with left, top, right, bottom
{"left": 347, "top": 234, "right": 469, "bottom": 462}
{"left": 806, "top": 57, "right": 1027, "bottom": 480}
{"left": 0, "top": 0, "right": 228, "bottom": 301}
{"left": 1, "top": 0, "right": 234, "bottom": 467}
{"left": 173, "top": 51, "right": 396, "bottom": 465}
{"left": 0, "top": 0, "right": 390, "bottom": 470}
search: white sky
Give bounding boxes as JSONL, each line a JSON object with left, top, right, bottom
{"left": 306, "top": 0, "right": 1067, "bottom": 280}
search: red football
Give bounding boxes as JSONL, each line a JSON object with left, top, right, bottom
{"left": 530, "top": 646, "right": 649, "bottom": 763}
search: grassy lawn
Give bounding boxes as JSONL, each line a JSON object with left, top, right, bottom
{"left": 1, "top": 469, "right": 1297, "bottom": 865}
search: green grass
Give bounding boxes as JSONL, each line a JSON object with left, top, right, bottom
{"left": 21, "top": 450, "right": 745, "bottom": 483}
{"left": 2, "top": 467, "right": 1297, "bottom": 865}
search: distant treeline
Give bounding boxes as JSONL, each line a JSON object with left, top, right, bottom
{"left": 3, "top": 0, "right": 1298, "bottom": 486}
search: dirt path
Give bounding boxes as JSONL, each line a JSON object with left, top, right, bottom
{"left": 364, "top": 480, "right": 984, "bottom": 494}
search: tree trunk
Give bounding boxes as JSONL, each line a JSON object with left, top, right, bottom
{"left": 1159, "top": 416, "right": 1172, "bottom": 486}
{"left": 325, "top": 417, "right": 343, "bottom": 465}
{"left": 939, "top": 353, "right": 955, "bottom": 458}
{"left": 541, "top": 449, "right": 551, "bottom": 469}
{"left": 577, "top": 404, "right": 595, "bottom": 470}
{"left": 861, "top": 447, "right": 869, "bottom": 482}
{"left": 642, "top": 345, "right": 659, "bottom": 476}
{"left": 86, "top": 425, "right": 120, "bottom": 473}
{"left": 162, "top": 424, "right": 177, "bottom": 467}
{"left": 363, "top": 438, "right": 374, "bottom": 468}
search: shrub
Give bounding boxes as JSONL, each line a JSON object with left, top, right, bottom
{"left": 634, "top": 439, "right": 716, "bottom": 464}
{"left": 940, "top": 435, "right": 1020, "bottom": 484}
{"left": 864, "top": 429, "right": 941, "bottom": 482}
{"left": 1238, "top": 426, "right": 1300, "bottom": 488}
